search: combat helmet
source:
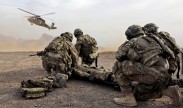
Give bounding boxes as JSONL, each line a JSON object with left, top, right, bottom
{"left": 125, "top": 25, "right": 144, "bottom": 40}
{"left": 143, "top": 23, "right": 159, "bottom": 34}
{"left": 60, "top": 33, "right": 65, "bottom": 37}
{"left": 64, "top": 32, "right": 73, "bottom": 42}
{"left": 74, "top": 28, "right": 83, "bottom": 37}
{"left": 158, "top": 31, "right": 170, "bottom": 37}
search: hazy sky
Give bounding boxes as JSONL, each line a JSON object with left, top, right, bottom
{"left": 0, "top": 0, "right": 183, "bottom": 48}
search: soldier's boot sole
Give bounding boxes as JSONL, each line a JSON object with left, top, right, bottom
{"left": 163, "top": 85, "right": 182, "bottom": 106}
{"left": 114, "top": 93, "right": 137, "bottom": 107}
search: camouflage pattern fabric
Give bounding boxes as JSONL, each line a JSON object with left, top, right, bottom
{"left": 116, "top": 35, "right": 163, "bottom": 65}
{"left": 20, "top": 74, "right": 67, "bottom": 91}
{"left": 20, "top": 87, "right": 46, "bottom": 99}
{"left": 157, "top": 31, "right": 181, "bottom": 75}
{"left": 42, "top": 36, "right": 78, "bottom": 75}
{"left": 20, "top": 73, "right": 68, "bottom": 99}
{"left": 20, "top": 77, "right": 52, "bottom": 99}
{"left": 75, "top": 34, "right": 98, "bottom": 66}
{"left": 20, "top": 65, "right": 117, "bottom": 99}
{"left": 158, "top": 31, "right": 180, "bottom": 54}
{"left": 21, "top": 77, "right": 53, "bottom": 91}
{"left": 114, "top": 60, "right": 171, "bottom": 101}
{"left": 114, "top": 34, "right": 172, "bottom": 101}
{"left": 143, "top": 23, "right": 180, "bottom": 75}
{"left": 73, "top": 65, "right": 114, "bottom": 82}
{"left": 69, "top": 64, "right": 120, "bottom": 90}
{"left": 147, "top": 34, "right": 175, "bottom": 59}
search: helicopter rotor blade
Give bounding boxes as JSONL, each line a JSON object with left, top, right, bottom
{"left": 40, "top": 12, "right": 55, "bottom": 16}
{"left": 44, "top": 18, "right": 54, "bottom": 22}
{"left": 24, "top": 16, "right": 31, "bottom": 18}
{"left": 17, "top": 8, "right": 38, "bottom": 16}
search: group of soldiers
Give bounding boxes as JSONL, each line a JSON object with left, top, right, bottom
{"left": 21, "top": 23, "right": 183, "bottom": 106}
{"left": 41, "top": 28, "right": 100, "bottom": 81}
{"left": 113, "top": 23, "right": 182, "bottom": 106}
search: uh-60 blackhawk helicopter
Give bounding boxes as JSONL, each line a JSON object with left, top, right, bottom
{"left": 18, "top": 8, "right": 57, "bottom": 30}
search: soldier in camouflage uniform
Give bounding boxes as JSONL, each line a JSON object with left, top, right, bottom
{"left": 143, "top": 23, "right": 181, "bottom": 76}
{"left": 113, "top": 25, "right": 182, "bottom": 106}
{"left": 41, "top": 31, "right": 114, "bottom": 87}
{"left": 41, "top": 32, "right": 109, "bottom": 84}
{"left": 20, "top": 34, "right": 78, "bottom": 98}
{"left": 74, "top": 28, "right": 98, "bottom": 66}
{"left": 41, "top": 32, "right": 78, "bottom": 81}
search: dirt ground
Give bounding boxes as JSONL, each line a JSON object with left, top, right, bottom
{"left": 0, "top": 52, "right": 182, "bottom": 108}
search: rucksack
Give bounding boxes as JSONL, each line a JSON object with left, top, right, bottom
{"left": 158, "top": 31, "right": 180, "bottom": 54}
{"left": 158, "top": 31, "right": 181, "bottom": 78}
{"left": 44, "top": 37, "right": 72, "bottom": 64}
{"left": 82, "top": 34, "right": 98, "bottom": 53}
{"left": 83, "top": 34, "right": 97, "bottom": 46}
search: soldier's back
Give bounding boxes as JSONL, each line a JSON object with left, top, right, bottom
{"left": 158, "top": 31, "right": 180, "bottom": 54}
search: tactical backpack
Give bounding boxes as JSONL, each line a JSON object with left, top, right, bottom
{"left": 20, "top": 77, "right": 53, "bottom": 99}
{"left": 158, "top": 31, "right": 181, "bottom": 78}
{"left": 20, "top": 75, "right": 67, "bottom": 99}
{"left": 43, "top": 37, "right": 72, "bottom": 65}
{"left": 158, "top": 31, "right": 180, "bottom": 54}
{"left": 45, "top": 37, "right": 63, "bottom": 52}
{"left": 82, "top": 34, "right": 98, "bottom": 54}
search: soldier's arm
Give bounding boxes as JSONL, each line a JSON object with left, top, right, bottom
{"left": 159, "top": 32, "right": 180, "bottom": 54}
{"left": 75, "top": 37, "right": 83, "bottom": 56}
{"left": 70, "top": 44, "right": 79, "bottom": 67}
{"left": 115, "top": 39, "right": 134, "bottom": 62}
{"left": 75, "top": 44, "right": 81, "bottom": 55}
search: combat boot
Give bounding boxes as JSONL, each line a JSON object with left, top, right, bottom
{"left": 114, "top": 87, "right": 137, "bottom": 107}
{"left": 162, "top": 85, "right": 182, "bottom": 106}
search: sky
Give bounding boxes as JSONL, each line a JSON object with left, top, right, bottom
{"left": 0, "top": 0, "right": 183, "bottom": 48}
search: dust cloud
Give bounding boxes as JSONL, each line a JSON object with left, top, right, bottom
{"left": 0, "top": 34, "right": 54, "bottom": 52}
{"left": 98, "top": 47, "right": 117, "bottom": 53}
{"left": 0, "top": 34, "right": 125, "bottom": 52}
{"left": 98, "top": 35, "right": 126, "bottom": 53}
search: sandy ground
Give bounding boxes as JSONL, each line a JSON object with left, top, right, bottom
{"left": 0, "top": 52, "right": 182, "bottom": 108}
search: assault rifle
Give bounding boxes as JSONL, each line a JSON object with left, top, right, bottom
{"left": 30, "top": 51, "right": 63, "bottom": 61}
{"left": 29, "top": 51, "right": 46, "bottom": 57}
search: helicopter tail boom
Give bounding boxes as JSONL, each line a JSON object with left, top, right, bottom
{"left": 47, "top": 23, "right": 57, "bottom": 29}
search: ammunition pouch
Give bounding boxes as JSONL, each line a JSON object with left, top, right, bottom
{"left": 127, "top": 48, "right": 141, "bottom": 62}
{"left": 20, "top": 87, "right": 46, "bottom": 99}
{"left": 21, "top": 78, "right": 53, "bottom": 92}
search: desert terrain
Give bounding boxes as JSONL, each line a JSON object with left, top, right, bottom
{"left": 0, "top": 51, "right": 182, "bottom": 108}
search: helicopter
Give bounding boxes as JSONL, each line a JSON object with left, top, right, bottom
{"left": 18, "top": 8, "right": 57, "bottom": 30}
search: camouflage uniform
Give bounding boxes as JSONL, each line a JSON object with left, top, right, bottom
{"left": 41, "top": 32, "right": 109, "bottom": 84}
{"left": 74, "top": 29, "right": 98, "bottom": 66}
{"left": 73, "top": 65, "right": 114, "bottom": 83}
{"left": 20, "top": 33, "right": 79, "bottom": 99}
{"left": 113, "top": 25, "right": 182, "bottom": 106}
{"left": 143, "top": 23, "right": 181, "bottom": 75}
{"left": 42, "top": 31, "right": 112, "bottom": 85}
{"left": 157, "top": 31, "right": 180, "bottom": 75}
{"left": 42, "top": 32, "right": 78, "bottom": 78}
